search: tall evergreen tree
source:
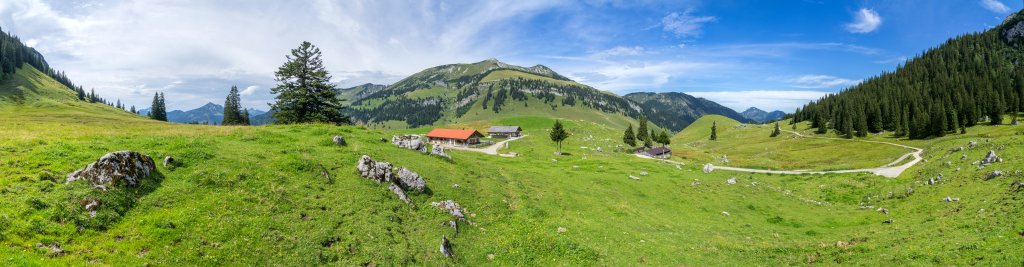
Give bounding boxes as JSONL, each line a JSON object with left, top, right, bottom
{"left": 643, "top": 129, "right": 653, "bottom": 148}
{"left": 622, "top": 124, "right": 636, "bottom": 147}
{"left": 550, "top": 120, "right": 569, "bottom": 155}
{"left": 710, "top": 121, "right": 718, "bottom": 141}
{"left": 657, "top": 131, "right": 671, "bottom": 147}
{"left": 270, "top": 42, "right": 349, "bottom": 124}
{"left": 130, "top": 105, "right": 136, "bottom": 114}
{"left": 770, "top": 122, "right": 782, "bottom": 137}
{"left": 241, "top": 109, "right": 251, "bottom": 126}
{"left": 636, "top": 117, "right": 650, "bottom": 144}
{"left": 149, "top": 92, "right": 168, "bottom": 121}
{"left": 222, "top": 85, "right": 244, "bottom": 125}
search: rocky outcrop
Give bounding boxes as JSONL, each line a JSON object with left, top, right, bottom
{"left": 982, "top": 150, "right": 1002, "bottom": 164}
{"left": 440, "top": 235, "right": 454, "bottom": 257}
{"left": 66, "top": 151, "right": 155, "bottom": 191}
{"left": 396, "top": 167, "right": 427, "bottom": 193}
{"left": 389, "top": 184, "right": 413, "bottom": 205}
{"left": 356, "top": 155, "right": 394, "bottom": 183}
{"left": 986, "top": 170, "right": 1004, "bottom": 180}
{"left": 392, "top": 135, "right": 426, "bottom": 152}
{"left": 333, "top": 135, "right": 347, "bottom": 146}
{"left": 431, "top": 200, "right": 466, "bottom": 221}
{"left": 430, "top": 144, "right": 451, "bottom": 160}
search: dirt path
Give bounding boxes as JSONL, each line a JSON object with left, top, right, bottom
{"left": 654, "top": 130, "right": 924, "bottom": 178}
{"left": 443, "top": 135, "right": 529, "bottom": 155}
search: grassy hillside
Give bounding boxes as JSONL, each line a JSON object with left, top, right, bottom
{"left": 2, "top": 69, "right": 1023, "bottom": 265}
{"left": 673, "top": 115, "right": 914, "bottom": 171}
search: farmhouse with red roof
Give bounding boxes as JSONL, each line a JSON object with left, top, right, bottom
{"left": 425, "top": 128, "right": 484, "bottom": 147}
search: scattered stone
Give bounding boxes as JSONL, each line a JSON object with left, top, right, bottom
{"left": 721, "top": 211, "right": 730, "bottom": 216}
{"left": 389, "top": 184, "right": 412, "bottom": 205}
{"left": 961, "top": 154, "right": 968, "bottom": 160}
{"left": 557, "top": 227, "right": 567, "bottom": 233}
{"left": 447, "top": 220, "right": 459, "bottom": 236}
{"left": 639, "top": 171, "right": 649, "bottom": 176}
{"left": 691, "top": 179, "right": 701, "bottom": 186}
{"left": 876, "top": 207, "right": 889, "bottom": 214}
{"left": 982, "top": 150, "right": 1002, "bottom": 164}
{"left": 396, "top": 167, "right": 426, "bottom": 193}
{"left": 66, "top": 151, "right": 156, "bottom": 191}
{"left": 431, "top": 200, "right": 466, "bottom": 221}
{"left": 379, "top": 137, "right": 388, "bottom": 142}
{"left": 950, "top": 146, "right": 964, "bottom": 152}
{"left": 430, "top": 144, "right": 451, "bottom": 160}
{"left": 702, "top": 163, "right": 714, "bottom": 173}
{"left": 355, "top": 155, "right": 394, "bottom": 183}
{"left": 332, "top": 135, "right": 346, "bottom": 146}
{"left": 83, "top": 199, "right": 100, "bottom": 218}
{"left": 1010, "top": 180, "right": 1024, "bottom": 192}
{"left": 721, "top": 155, "right": 730, "bottom": 164}
{"left": 942, "top": 196, "right": 960, "bottom": 202}
{"left": 986, "top": 170, "right": 1004, "bottom": 180}
{"left": 392, "top": 135, "right": 426, "bottom": 152}
{"left": 596, "top": 147, "right": 603, "bottom": 153}
{"left": 883, "top": 219, "right": 893, "bottom": 224}
{"left": 163, "top": 156, "right": 174, "bottom": 167}
{"left": 726, "top": 177, "right": 737, "bottom": 185}
{"left": 628, "top": 175, "right": 641, "bottom": 180}
{"left": 487, "top": 254, "right": 496, "bottom": 261}
{"left": 440, "top": 236, "right": 454, "bottom": 258}
{"left": 968, "top": 141, "right": 978, "bottom": 148}
{"left": 836, "top": 241, "right": 851, "bottom": 248}
{"left": 452, "top": 184, "right": 460, "bottom": 188}
{"left": 36, "top": 242, "right": 63, "bottom": 256}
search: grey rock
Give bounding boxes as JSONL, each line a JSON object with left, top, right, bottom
{"left": 986, "top": 170, "right": 1004, "bottom": 180}
{"left": 66, "top": 151, "right": 156, "bottom": 191}
{"left": 982, "top": 150, "right": 1002, "bottom": 164}
{"left": 726, "top": 177, "right": 737, "bottom": 185}
{"left": 389, "top": 184, "right": 412, "bottom": 205}
{"left": 163, "top": 156, "right": 174, "bottom": 167}
{"left": 431, "top": 144, "right": 451, "bottom": 159}
{"left": 431, "top": 200, "right": 466, "bottom": 221}
{"left": 392, "top": 135, "right": 425, "bottom": 152}
{"left": 440, "top": 235, "right": 454, "bottom": 258}
{"left": 332, "top": 135, "right": 346, "bottom": 146}
{"left": 396, "top": 167, "right": 427, "bottom": 193}
{"left": 355, "top": 155, "right": 393, "bottom": 183}
{"left": 883, "top": 218, "right": 893, "bottom": 224}
{"left": 702, "top": 163, "right": 714, "bottom": 173}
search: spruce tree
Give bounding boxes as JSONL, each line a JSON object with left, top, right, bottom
{"left": 771, "top": 122, "right": 781, "bottom": 137}
{"left": 646, "top": 129, "right": 655, "bottom": 148}
{"left": 658, "top": 131, "right": 671, "bottom": 147}
{"left": 241, "top": 109, "right": 251, "bottom": 126}
{"left": 130, "top": 105, "right": 136, "bottom": 114}
{"left": 710, "top": 121, "right": 718, "bottom": 141}
{"left": 636, "top": 117, "right": 649, "bottom": 144}
{"left": 222, "top": 85, "right": 243, "bottom": 125}
{"left": 550, "top": 120, "right": 569, "bottom": 155}
{"left": 623, "top": 124, "right": 636, "bottom": 147}
{"left": 270, "top": 41, "right": 349, "bottom": 125}
{"left": 149, "top": 92, "right": 161, "bottom": 120}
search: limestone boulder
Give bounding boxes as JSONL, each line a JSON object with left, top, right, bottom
{"left": 66, "top": 151, "right": 155, "bottom": 191}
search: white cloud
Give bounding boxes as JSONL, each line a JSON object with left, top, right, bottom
{"left": 240, "top": 86, "right": 258, "bottom": 96}
{"left": 590, "top": 46, "right": 646, "bottom": 58}
{"left": 845, "top": 8, "right": 882, "bottom": 33}
{"left": 0, "top": 0, "right": 565, "bottom": 110}
{"left": 686, "top": 90, "right": 831, "bottom": 113}
{"left": 980, "top": 0, "right": 1011, "bottom": 13}
{"left": 662, "top": 10, "right": 716, "bottom": 37}
{"left": 785, "top": 75, "right": 861, "bottom": 89}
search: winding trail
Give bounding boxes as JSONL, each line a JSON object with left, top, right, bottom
{"left": 443, "top": 135, "right": 529, "bottom": 155}
{"left": 659, "top": 130, "right": 924, "bottom": 178}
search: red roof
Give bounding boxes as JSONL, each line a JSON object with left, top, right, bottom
{"left": 426, "top": 129, "right": 483, "bottom": 140}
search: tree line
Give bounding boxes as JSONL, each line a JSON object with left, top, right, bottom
{"left": 792, "top": 24, "right": 1024, "bottom": 139}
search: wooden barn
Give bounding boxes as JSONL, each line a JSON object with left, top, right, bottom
{"left": 487, "top": 126, "right": 523, "bottom": 138}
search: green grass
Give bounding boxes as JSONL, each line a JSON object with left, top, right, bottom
{"left": 672, "top": 115, "right": 911, "bottom": 171}
{"left": 1, "top": 66, "right": 1023, "bottom": 265}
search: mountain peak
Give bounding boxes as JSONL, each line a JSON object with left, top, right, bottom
{"left": 742, "top": 107, "right": 765, "bottom": 113}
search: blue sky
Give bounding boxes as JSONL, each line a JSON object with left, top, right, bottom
{"left": 0, "top": 0, "right": 1019, "bottom": 112}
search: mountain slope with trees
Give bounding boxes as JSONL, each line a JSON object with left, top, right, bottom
{"left": 792, "top": 10, "right": 1024, "bottom": 139}
{"left": 348, "top": 59, "right": 741, "bottom": 131}
{"left": 740, "top": 107, "right": 786, "bottom": 124}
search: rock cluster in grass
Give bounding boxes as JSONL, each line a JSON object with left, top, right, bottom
{"left": 355, "top": 155, "right": 429, "bottom": 206}
{"left": 431, "top": 144, "right": 451, "bottom": 160}
{"left": 396, "top": 167, "right": 426, "bottom": 193}
{"left": 431, "top": 200, "right": 466, "bottom": 221}
{"left": 66, "top": 150, "right": 155, "bottom": 191}
{"left": 356, "top": 155, "right": 394, "bottom": 183}
{"left": 332, "top": 135, "right": 346, "bottom": 146}
{"left": 986, "top": 170, "right": 1004, "bottom": 180}
{"left": 392, "top": 135, "right": 427, "bottom": 153}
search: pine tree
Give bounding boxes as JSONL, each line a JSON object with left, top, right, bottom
{"left": 658, "top": 131, "right": 671, "bottom": 147}
{"left": 636, "top": 117, "right": 650, "bottom": 144}
{"left": 645, "top": 129, "right": 655, "bottom": 148}
{"left": 130, "top": 105, "right": 136, "bottom": 114}
{"left": 710, "top": 121, "right": 718, "bottom": 141}
{"left": 241, "top": 109, "right": 251, "bottom": 126}
{"left": 222, "top": 85, "right": 243, "bottom": 125}
{"left": 550, "top": 120, "right": 569, "bottom": 155}
{"left": 149, "top": 92, "right": 168, "bottom": 121}
{"left": 270, "top": 41, "right": 349, "bottom": 125}
{"left": 622, "top": 124, "right": 636, "bottom": 147}
{"left": 770, "top": 122, "right": 781, "bottom": 137}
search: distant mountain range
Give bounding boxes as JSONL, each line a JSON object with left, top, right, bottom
{"left": 139, "top": 103, "right": 267, "bottom": 125}
{"left": 740, "top": 107, "right": 786, "bottom": 124}
{"left": 344, "top": 58, "right": 746, "bottom": 131}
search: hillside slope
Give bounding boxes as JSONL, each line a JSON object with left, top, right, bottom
{"left": 346, "top": 59, "right": 739, "bottom": 131}
{"left": 624, "top": 92, "right": 748, "bottom": 130}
